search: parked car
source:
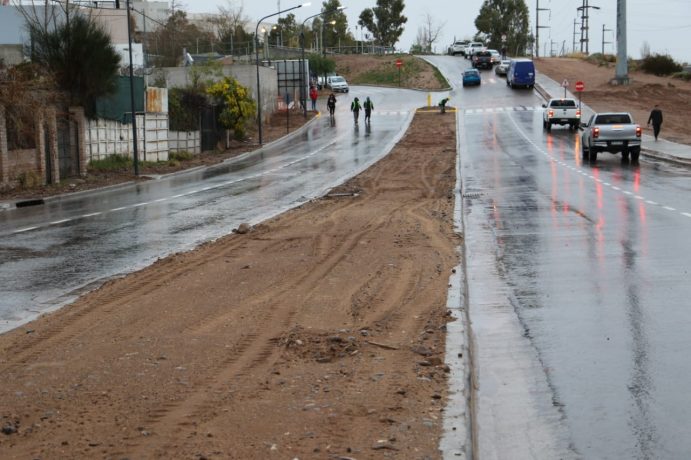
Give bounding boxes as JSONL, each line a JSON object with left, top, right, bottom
{"left": 494, "top": 59, "right": 510, "bottom": 76}
{"left": 542, "top": 98, "right": 581, "bottom": 130}
{"left": 487, "top": 49, "right": 501, "bottom": 64}
{"left": 507, "top": 58, "right": 535, "bottom": 89}
{"left": 464, "top": 42, "right": 485, "bottom": 59}
{"left": 580, "top": 112, "right": 642, "bottom": 162}
{"left": 326, "top": 75, "right": 349, "bottom": 93}
{"left": 462, "top": 69, "right": 481, "bottom": 87}
{"left": 471, "top": 51, "right": 493, "bottom": 70}
{"left": 448, "top": 40, "right": 469, "bottom": 56}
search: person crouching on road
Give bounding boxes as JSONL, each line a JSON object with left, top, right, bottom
{"left": 309, "top": 86, "right": 318, "bottom": 111}
{"left": 351, "top": 97, "right": 361, "bottom": 125}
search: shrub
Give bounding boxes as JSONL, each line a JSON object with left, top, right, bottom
{"left": 673, "top": 71, "right": 691, "bottom": 81}
{"left": 640, "top": 53, "right": 682, "bottom": 76}
{"left": 169, "top": 150, "right": 194, "bottom": 161}
{"left": 17, "top": 171, "right": 42, "bottom": 188}
{"left": 88, "top": 154, "right": 132, "bottom": 172}
{"left": 206, "top": 77, "right": 256, "bottom": 140}
{"left": 169, "top": 87, "right": 206, "bottom": 132}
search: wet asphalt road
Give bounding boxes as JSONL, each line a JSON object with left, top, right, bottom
{"left": 4, "top": 56, "right": 691, "bottom": 459}
{"left": 0, "top": 87, "right": 427, "bottom": 332}
{"left": 427, "top": 55, "right": 691, "bottom": 459}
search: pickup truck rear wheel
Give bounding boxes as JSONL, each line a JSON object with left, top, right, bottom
{"left": 630, "top": 148, "right": 641, "bottom": 162}
{"left": 546, "top": 122, "right": 552, "bottom": 132}
{"left": 581, "top": 144, "right": 590, "bottom": 160}
{"left": 589, "top": 151, "right": 598, "bottom": 163}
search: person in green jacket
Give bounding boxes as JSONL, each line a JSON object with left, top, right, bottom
{"left": 363, "top": 96, "right": 374, "bottom": 124}
{"left": 351, "top": 97, "right": 362, "bottom": 125}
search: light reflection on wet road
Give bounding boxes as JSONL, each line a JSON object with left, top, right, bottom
{"left": 0, "top": 87, "right": 427, "bottom": 331}
{"left": 426, "top": 55, "right": 691, "bottom": 458}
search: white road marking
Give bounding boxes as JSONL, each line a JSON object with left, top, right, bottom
{"left": 502, "top": 111, "right": 690, "bottom": 221}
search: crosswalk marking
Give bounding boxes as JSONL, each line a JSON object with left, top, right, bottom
{"left": 464, "top": 106, "right": 543, "bottom": 114}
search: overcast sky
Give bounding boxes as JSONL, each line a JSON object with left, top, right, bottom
{"left": 184, "top": 0, "right": 691, "bottom": 63}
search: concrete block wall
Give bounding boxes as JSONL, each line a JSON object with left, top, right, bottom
{"left": 169, "top": 131, "right": 201, "bottom": 154}
{"left": 85, "top": 113, "right": 169, "bottom": 164}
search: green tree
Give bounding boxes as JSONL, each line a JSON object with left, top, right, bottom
{"left": 358, "top": 0, "right": 408, "bottom": 48}
{"left": 206, "top": 76, "right": 256, "bottom": 140}
{"left": 308, "top": 53, "right": 336, "bottom": 79}
{"left": 269, "top": 13, "right": 299, "bottom": 48}
{"left": 321, "top": 0, "right": 349, "bottom": 51}
{"left": 474, "top": 0, "right": 530, "bottom": 55}
{"left": 28, "top": 13, "right": 120, "bottom": 114}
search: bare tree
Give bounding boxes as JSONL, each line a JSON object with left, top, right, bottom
{"left": 207, "top": 0, "right": 252, "bottom": 55}
{"left": 640, "top": 41, "right": 651, "bottom": 59}
{"left": 419, "top": 12, "right": 444, "bottom": 53}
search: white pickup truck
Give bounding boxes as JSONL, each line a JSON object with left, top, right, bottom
{"left": 542, "top": 98, "right": 581, "bottom": 131}
{"left": 580, "top": 112, "right": 642, "bottom": 163}
{"left": 464, "top": 42, "right": 485, "bottom": 59}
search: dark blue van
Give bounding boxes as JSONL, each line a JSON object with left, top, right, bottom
{"left": 507, "top": 59, "right": 535, "bottom": 89}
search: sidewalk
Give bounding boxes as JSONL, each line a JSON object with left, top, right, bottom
{"left": 536, "top": 73, "right": 691, "bottom": 166}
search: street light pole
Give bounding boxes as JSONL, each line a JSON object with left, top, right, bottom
{"left": 255, "top": 2, "right": 310, "bottom": 145}
{"left": 125, "top": 0, "right": 139, "bottom": 175}
{"left": 300, "top": 7, "right": 345, "bottom": 118}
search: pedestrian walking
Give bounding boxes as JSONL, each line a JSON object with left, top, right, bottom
{"left": 647, "top": 104, "right": 663, "bottom": 141}
{"left": 327, "top": 93, "right": 337, "bottom": 118}
{"left": 351, "top": 97, "right": 361, "bottom": 125}
{"left": 309, "top": 86, "right": 318, "bottom": 111}
{"left": 363, "top": 96, "right": 374, "bottom": 124}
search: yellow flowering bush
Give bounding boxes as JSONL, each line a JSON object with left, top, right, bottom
{"left": 206, "top": 77, "right": 257, "bottom": 140}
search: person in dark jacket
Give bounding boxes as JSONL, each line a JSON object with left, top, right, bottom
{"left": 363, "top": 96, "right": 374, "bottom": 124}
{"left": 647, "top": 105, "right": 663, "bottom": 141}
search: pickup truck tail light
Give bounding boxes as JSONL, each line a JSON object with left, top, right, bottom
{"left": 636, "top": 126, "right": 642, "bottom": 137}
{"left": 593, "top": 127, "right": 600, "bottom": 139}
{"left": 548, "top": 110, "right": 554, "bottom": 118}
{"left": 576, "top": 109, "right": 581, "bottom": 118}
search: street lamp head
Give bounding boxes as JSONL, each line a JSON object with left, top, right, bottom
{"left": 302, "top": 2, "right": 311, "bottom": 6}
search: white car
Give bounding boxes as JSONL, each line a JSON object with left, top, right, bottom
{"left": 326, "top": 76, "right": 349, "bottom": 93}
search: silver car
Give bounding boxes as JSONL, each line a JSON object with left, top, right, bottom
{"left": 326, "top": 76, "right": 349, "bottom": 93}
{"left": 494, "top": 59, "right": 510, "bottom": 76}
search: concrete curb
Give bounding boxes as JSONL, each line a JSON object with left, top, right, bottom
{"left": 0, "top": 115, "right": 321, "bottom": 212}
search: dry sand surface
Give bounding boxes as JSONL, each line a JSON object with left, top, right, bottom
{"left": 0, "top": 111, "right": 459, "bottom": 459}
{"left": 536, "top": 58, "right": 691, "bottom": 145}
